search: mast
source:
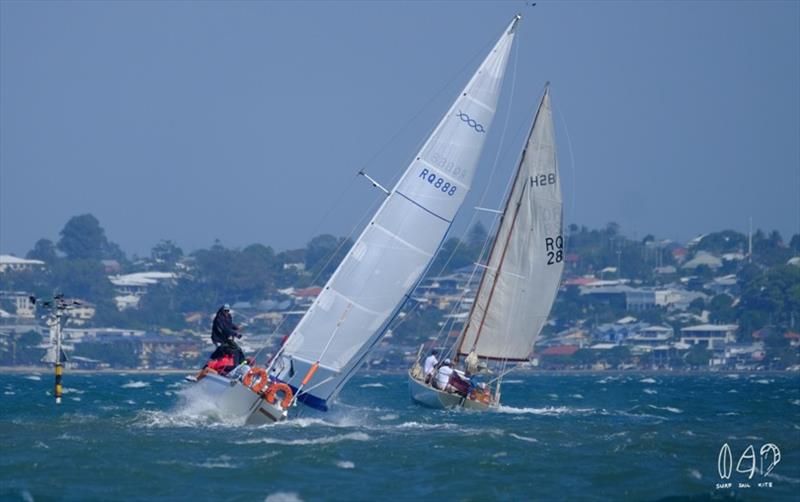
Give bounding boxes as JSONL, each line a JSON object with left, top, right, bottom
{"left": 274, "top": 15, "right": 522, "bottom": 410}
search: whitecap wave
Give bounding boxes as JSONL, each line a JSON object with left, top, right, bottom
{"left": 754, "top": 379, "right": 772, "bottom": 384}
{"left": 790, "top": 399, "right": 800, "bottom": 406}
{"left": 394, "top": 421, "right": 456, "bottom": 430}
{"left": 378, "top": 414, "right": 398, "bottom": 421}
{"left": 24, "top": 375, "right": 42, "bottom": 381}
{"left": 57, "top": 432, "right": 83, "bottom": 441}
{"left": 570, "top": 394, "right": 584, "bottom": 399}
{"left": 497, "top": 405, "right": 595, "bottom": 416}
{"left": 639, "top": 378, "right": 657, "bottom": 384}
{"left": 647, "top": 404, "right": 683, "bottom": 414}
{"left": 510, "top": 433, "right": 538, "bottom": 443}
{"left": 4, "top": 391, "right": 15, "bottom": 395}
{"left": 122, "top": 381, "right": 150, "bottom": 389}
{"left": 336, "top": 460, "right": 355, "bottom": 469}
{"left": 236, "top": 432, "right": 371, "bottom": 446}
{"left": 359, "top": 383, "right": 385, "bottom": 388}
{"left": 769, "top": 473, "right": 800, "bottom": 484}
{"left": 643, "top": 388, "right": 658, "bottom": 395}
{"left": 271, "top": 417, "right": 337, "bottom": 429}
{"left": 687, "top": 469, "right": 702, "bottom": 480}
{"left": 265, "top": 492, "right": 304, "bottom": 502}
{"left": 503, "top": 379, "right": 524, "bottom": 384}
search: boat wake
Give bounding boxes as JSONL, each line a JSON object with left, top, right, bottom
{"left": 135, "top": 386, "right": 247, "bottom": 428}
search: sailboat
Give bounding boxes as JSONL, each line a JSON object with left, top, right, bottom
{"left": 408, "top": 84, "right": 564, "bottom": 411}
{"left": 189, "top": 15, "right": 522, "bottom": 424}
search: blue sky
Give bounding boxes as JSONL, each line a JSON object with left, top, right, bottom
{"left": 1, "top": 1, "right": 798, "bottom": 257}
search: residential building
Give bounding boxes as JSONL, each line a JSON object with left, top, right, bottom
{"left": 0, "top": 255, "right": 45, "bottom": 273}
{"left": 680, "top": 324, "right": 738, "bottom": 350}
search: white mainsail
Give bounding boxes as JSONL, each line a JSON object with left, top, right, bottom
{"left": 273, "top": 16, "right": 521, "bottom": 410}
{"left": 458, "top": 86, "right": 563, "bottom": 361}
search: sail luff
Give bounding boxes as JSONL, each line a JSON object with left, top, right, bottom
{"left": 458, "top": 86, "right": 549, "bottom": 357}
{"left": 456, "top": 88, "right": 550, "bottom": 358}
{"left": 458, "top": 85, "right": 562, "bottom": 361}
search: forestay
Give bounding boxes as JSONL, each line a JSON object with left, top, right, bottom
{"left": 274, "top": 16, "right": 521, "bottom": 410}
{"left": 458, "top": 87, "right": 563, "bottom": 361}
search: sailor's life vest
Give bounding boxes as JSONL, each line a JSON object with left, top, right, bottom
{"left": 207, "top": 355, "right": 235, "bottom": 375}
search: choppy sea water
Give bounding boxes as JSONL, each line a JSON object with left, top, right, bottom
{"left": 1, "top": 372, "right": 798, "bottom": 501}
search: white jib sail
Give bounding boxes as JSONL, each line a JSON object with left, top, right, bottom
{"left": 458, "top": 87, "right": 563, "bottom": 361}
{"left": 274, "top": 16, "right": 521, "bottom": 409}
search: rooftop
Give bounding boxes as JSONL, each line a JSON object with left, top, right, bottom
{"left": 681, "top": 324, "right": 738, "bottom": 332}
{"left": 0, "top": 255, "right": 45, "bottom": 266}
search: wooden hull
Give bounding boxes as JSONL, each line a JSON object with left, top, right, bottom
{"left": 407, "top": 371, "right": 493, "bottom": 411}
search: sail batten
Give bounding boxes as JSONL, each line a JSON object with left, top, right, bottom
{"left": 458, "top": 87, "right": 564, "bottom": 361}
{"left": 275, "top": 16, "right": 520, "bottom": 406}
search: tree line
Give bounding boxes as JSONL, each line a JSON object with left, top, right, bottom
{"left": 1, "top": 214, "right": 798, "bottom": 351}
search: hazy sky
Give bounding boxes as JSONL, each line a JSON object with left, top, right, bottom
{"left": 1, "top": 1, "right": 798, "bottom": 257}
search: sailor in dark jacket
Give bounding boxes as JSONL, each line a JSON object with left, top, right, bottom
{"left": 210, "top": 304, "right": 245, "bottom": 366}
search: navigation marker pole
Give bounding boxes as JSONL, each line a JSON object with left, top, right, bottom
{"left": 33, "top": 294, "right": 79, "bottom": 405}
{"left": 54, "top": 307, "right": 63, "bottom": 404}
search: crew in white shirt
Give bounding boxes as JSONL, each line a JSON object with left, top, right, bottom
{"left": 423, "top": 350, "right": 439, "bottom": 380}
{"left": 435, "top": 359, "right": 454, "bottom": 390}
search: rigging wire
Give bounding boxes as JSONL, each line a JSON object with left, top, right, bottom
{"left": 405, "top": 28, "right": 524, "bottom": 362}
{"left": 252, "top": 195, "right": 384, "bottom": 365}
{"left": 553, "top": 97, "right": 577, "bottom": 254}
{"left": 417, "top": 62, "right": 554, "bottom": 366}
{"left": 252, "top": 24, "right": 516, "bottom": 367}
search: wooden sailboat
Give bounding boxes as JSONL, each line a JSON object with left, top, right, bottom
{"left": 189, "top": 15, "right": 522, "bottom": 424}
{"left": 409, "top": 84, "right": 564, "bottom": 411}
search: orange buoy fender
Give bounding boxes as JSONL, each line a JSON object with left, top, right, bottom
{"left": 264, "top": 382, "right": 293, "bottom": 409}
{"left": 243, "top": 367, "right": 269, "bottom": 394}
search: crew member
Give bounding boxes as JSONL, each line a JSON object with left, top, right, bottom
{"left": 210, "top": 304, "right": 245, "bottom": 366}
{"left": 423, "top": 349, "right": 439, "bottom": 383}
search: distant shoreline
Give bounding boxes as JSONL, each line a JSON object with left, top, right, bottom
{"left": 1, "top": 365, "right": 797, "bottom": 377}
{"left": 0, "top": 366, "right": 190, "bottom": 375}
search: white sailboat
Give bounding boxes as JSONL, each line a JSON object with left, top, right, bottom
{"left": 189, "top": 15, "right": 522, "bottom": 424}
{"left": 408, "top": 85, "right": 564, "bottom": 411}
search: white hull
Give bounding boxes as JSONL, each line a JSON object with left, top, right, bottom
{"left": 407, "top": 371, "right": 493, "bottom": 411}
{"left": 195, "top": 373, "right": 287, "bottom": 424}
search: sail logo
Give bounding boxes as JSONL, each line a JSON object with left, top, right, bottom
{"left": 716, "top": 443, "right": 781, "bottom": 490}
{"left": 456, "top": 111, "right": 485, "bottom": 133}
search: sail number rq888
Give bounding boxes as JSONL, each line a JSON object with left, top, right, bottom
{"left": 419, "top": 168, "right": 457, "bottom": 196}
{"left": 546, "top": 235, "right": 563, "bottom": 265}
